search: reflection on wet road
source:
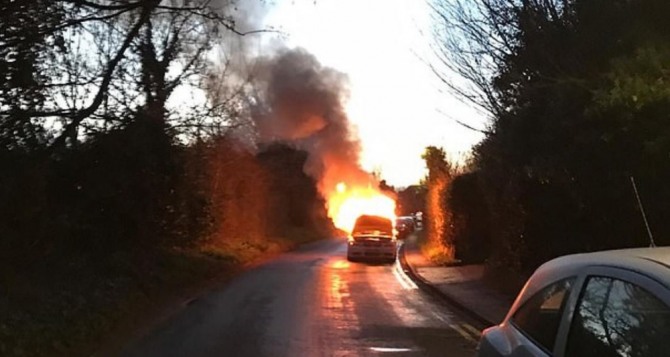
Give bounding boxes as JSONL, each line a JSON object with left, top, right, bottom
{"left": 121, "top": 239, "right": 480, "bottom": 357}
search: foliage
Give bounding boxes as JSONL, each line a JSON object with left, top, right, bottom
{"left": 396, "top": 185, "right": 426, "bottom": 216}
{"left": 434, "top": 0, "right": 670, "bottom": 273}
{"left": 0, "top": 0, "right": 64, "bottom": 149}
{"left": 257, "top": 143, "right": 334, "bottom": 238}
{"left": 421, "top": 146, "right": 456, "bottom": 262}
{"left": 448, "top": 172, "right": 490, "bottom": 263}
{"left": 0, "top": 124, "right": 332, "bottom": 356}
{"left": 0, "top": 2, "right": 330, "bottom": 356}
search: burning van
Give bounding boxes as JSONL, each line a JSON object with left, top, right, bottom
{"left": 346, "top": 215, "right": 398, "bottom": 263}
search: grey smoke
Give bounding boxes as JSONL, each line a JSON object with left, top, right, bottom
{"left": 251, "top": 48, "right": 370, "bottom": 189}
{"left": 205, "top": 2, "right": 374, "bottom": 191}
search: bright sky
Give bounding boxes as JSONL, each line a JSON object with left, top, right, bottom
{"left": 262, "top": 0, "right": 487, "bottom": 187}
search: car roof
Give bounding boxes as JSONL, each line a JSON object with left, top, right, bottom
{"left": 525, "top": 247, "right": 670, "bottom": 297}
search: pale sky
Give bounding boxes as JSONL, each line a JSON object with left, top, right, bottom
{"left": 261, "top": 0, "right": 487, "bottom": 187}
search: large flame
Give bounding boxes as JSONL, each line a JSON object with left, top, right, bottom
{"left": 326, "top": 182, "right": 396, "bottom": 234}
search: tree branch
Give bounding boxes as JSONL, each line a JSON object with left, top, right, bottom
{"left": 49, "top": 0, "right": 160, "bottom": 149}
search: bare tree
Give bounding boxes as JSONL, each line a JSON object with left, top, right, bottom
{"left": 430, "top": 0, "right": 517, "bottom": 117}
{"left": 1, "top": 0, "right": 271, "bottom": 149}
{"left": 430, "top": 0, "right": 570, "bottom": 119}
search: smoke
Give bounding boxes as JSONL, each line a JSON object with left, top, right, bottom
{"left": 250, "top": 48, "right": 372, "bottom": 194}
{"left": 204, "top": 2, "right": 378, "bottom": 199}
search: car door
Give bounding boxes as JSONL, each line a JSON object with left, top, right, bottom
{"left": 502, "top": 277, "right": 577, "bottom": 357}
{"left": 554, "top": 267, "right": 670, "bottom": 357}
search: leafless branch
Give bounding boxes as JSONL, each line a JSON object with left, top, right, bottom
{"left": 50, "top": 0, "right": 160, "bottom": 149}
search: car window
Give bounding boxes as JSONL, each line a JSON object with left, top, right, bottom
{"left": 511, "top": 278, "right": 574, "bottom": 353}
{"left": 565, "top": 276, "right": 670, "bottom": 357}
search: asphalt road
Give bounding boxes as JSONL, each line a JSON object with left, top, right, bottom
{"left": 121, "top": 239, "right": 481, "bottom": 357}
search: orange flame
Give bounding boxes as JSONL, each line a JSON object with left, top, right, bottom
{"left": 326, "top": 182, "right": 396, "bottom": 234}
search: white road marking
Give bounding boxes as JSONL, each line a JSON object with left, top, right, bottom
{"left": 369, "top": 346, "right": 417, "bottom": 352}
{"left": 463, "top": 323, "right": 482, "bottom": 338}
{"left": 450, "top": 324, "right": 479, "bottom": 344}
{"left": 392, "top": 258, "right": 418, "bottom": 290}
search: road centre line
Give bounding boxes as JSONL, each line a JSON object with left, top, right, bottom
{"left": 450, "top": 324, "right": 479, "bottom": 344}
{"left": 462, "top": 323, "right": 482, "bottom": 338}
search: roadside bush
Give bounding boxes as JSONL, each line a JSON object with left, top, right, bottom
{"left": 0, "top": 119, "right": 332, "bottom": 356}
{"left": 421, "top": 146, "right": 456, "bottom": 263}
{"left": 435, "top": 0, "right": 670, "bottom": 275}
{"left": 449, "top": 172, "right": 490, "bottom": 264}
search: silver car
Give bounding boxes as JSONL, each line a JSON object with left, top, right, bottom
{"left": 478, "top": 247, "right": 670, "bottom": 357}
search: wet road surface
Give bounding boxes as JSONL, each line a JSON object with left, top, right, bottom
{"left": 121, "top": 239, "right": 481, "bottom": 357}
